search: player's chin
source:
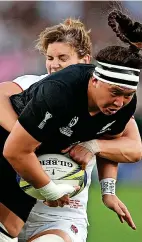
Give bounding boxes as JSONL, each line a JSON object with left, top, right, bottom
{"left": 101, "top": 108, "right": 118, "bottom": 116}
{"left": 100, "top": 108, "right": 111, "bottom": 116}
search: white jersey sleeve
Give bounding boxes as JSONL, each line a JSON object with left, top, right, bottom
{"left": 13, "top": 74, "right": 48, "bottom": 91}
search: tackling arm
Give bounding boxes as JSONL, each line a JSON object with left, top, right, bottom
{"left": 97, "top": 117, "right": 142, "bottom": 163}
{"left": 75, "top": 118, "right": 142, "bottom": 164}
{"left": 0, "top": 82, "right": 22, "bottom": 132}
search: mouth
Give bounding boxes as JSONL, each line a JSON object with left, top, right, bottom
{"left": 51, "top": 69, "right": 61, "bottom": 73}
{"left": 106, "top": 108, "right": 119, "bottom": 114}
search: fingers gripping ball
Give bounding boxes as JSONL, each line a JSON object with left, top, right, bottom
{"left": 20, "top": 153, "right": 87, "bottom": 199}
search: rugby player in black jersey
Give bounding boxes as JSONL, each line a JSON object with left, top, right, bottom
{"left": 1, "top": 10, "right": 142, "bottom": 242}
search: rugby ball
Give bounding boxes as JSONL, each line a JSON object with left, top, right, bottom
{"left": 20, "top": 153, "right": 87, "bottom": 200}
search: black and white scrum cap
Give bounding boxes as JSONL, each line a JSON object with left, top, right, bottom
{"left": 93, "top": 61, "right": 140, "bottom": 89}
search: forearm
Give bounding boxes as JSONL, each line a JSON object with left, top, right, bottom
{"left": 97, "top": 137, "right": 142, "bottom": 163}
{"left": 97, "top": 156, "right": 118, "bottom": 181}
{"left": 97, "top": 156, "right": 118, "bottom": 196}
{"left": 4, "top": 151, "right": 50, "bottom": 188}
{"left": 0, "top": 94, "right": 18, "bottom": 132}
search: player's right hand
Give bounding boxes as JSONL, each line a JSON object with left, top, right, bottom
{"left": 43, "top": 185, "right": 80, "bottom": 207}
{"left": 43, "top": 194, "right": 70, "bottom": 207}
{"left": 102, "top": 194, "right": 136, "bottom": 230}
{"left": 37, "top": 181, "right": 80, "bottom": 207}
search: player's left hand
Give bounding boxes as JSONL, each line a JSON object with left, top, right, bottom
{"left": 68, "top": 144, "right": 94, "bottom": 170}
{"left": 61, "top": 144, "right": 93, "bottom": 170}
{"left": 102, "top": 194, "right": 136, "bottom": 230}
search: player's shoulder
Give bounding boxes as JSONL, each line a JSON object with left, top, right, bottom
{"left": 45, "top": 64, "right": 95, "bottom": 80}
{"left": 13, "top": 74, "right": 48, "bottom": 83}
{"left": 13, "top": 74, "right": 48, "bottom": 90}
{"left": 42, "top": 64, "right": 95, "bottom": 89}
{"left": 61, "top": 63, "right": 95, "bottom": 75}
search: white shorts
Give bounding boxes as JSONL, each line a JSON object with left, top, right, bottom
{"left": 18, "top": 212, "right": 88, "bottom": 242}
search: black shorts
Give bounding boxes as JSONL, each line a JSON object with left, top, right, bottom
{"left": 0, "top": 126, "right": 36, "bottom": 222}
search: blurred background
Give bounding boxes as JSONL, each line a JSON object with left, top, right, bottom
{"left": 0, "top": 1, "right": 141, "bottom": 241}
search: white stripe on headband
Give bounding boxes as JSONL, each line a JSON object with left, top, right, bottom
{"left": 93, "top": 61, "right": 140, "bottom": 89}
{"left": 95, "top": 66, "right": 139, "bottom": 82}
{"left": 93, "top": 72, "right": 137, "bottom": 90}
{"left": 97, "top": 61, "right": 140, "bottom": 72}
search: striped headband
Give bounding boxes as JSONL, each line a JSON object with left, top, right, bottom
{"left": 93, "top": 61, "right": 140, "bottom": 89}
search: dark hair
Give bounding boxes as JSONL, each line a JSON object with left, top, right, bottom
{"left": 96, "top": 10, "right": 142, "bottom": 69}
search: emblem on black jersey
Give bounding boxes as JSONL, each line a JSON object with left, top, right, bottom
{"left": 68, "top": 116, "right": 79, "bottom": 127}
{"left": 38, "top": 111, "right": 52, "bottom": 129}
{"left": 59, "top": 116, "right": 79, "bottom": 137}
{"left": 96, "top": 120, "right": 116, "bottom": 135}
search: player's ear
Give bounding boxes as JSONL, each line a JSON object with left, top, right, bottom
{"left": 80, "top": 54, "right": 91, "bottom": 64}
{"left": 92, "top": 77, "right": 98, "bottom": 87}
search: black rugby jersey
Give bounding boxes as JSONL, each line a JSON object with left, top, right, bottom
{"left": 10, "top": 64, "right": 136, "bottom": 154}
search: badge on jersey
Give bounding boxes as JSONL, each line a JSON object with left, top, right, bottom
{"left": 38, "top": 111, "right": 52, "bottom": 129}
{"left": 59, "top": 116, "right": 79, "bottom": 137}
{"left": 96, "top": 120, "right": 116, "bottom": 135}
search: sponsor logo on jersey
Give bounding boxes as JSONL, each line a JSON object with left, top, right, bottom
{"left": 69, "top": 200, "right": 82, "bottom": 209}
{"left": 70, "top": 224, "right": 78, "bottom": 234}
{"left": 38, "top": 111, "right": 52, "bottom": 129}
{"left": 96, "top": 120, "right": 116, "bottom": 135}
{"left": 59, "top": 116, "right": 79, "bottom": 137}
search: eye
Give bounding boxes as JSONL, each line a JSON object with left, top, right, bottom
{"left": 124, "top": 93, "right": 134, "bottom": 99}
{"left": 46, "top": 56, "right": 53, "bottom": 60}
{"left": 60, "top": 56, "right": 69, "bottom": 62}
{"left": 111, "top": 91, "right": 118, "bottom": 97}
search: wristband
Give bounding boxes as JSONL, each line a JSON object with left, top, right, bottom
{"left": 36, "top": 180, "right": 75, "bottom": 201}
{"left": 100, "top": 178, "right": 116, "bottom": 195}
{"left": 79, "top": 139, "right": 100, "bottom": 155}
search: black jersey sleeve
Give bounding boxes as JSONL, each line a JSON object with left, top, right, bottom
{"left": 106, "top": 94, "right": 137, "bottom": 136}
{"left": 18, "top": 80, "right": 73, "bottom": 142}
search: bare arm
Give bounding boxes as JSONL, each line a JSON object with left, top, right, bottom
{"left": 0, "top": 82, "right": 22, "bottom": 132}
{"left": 3, "top": 120, "right": 77, "bottom": 204}
{"left": 69, "top": 118, "right": 142, "bottom": 165}
{"left": 97, "top": 157, "right": 118, "bottom": 181}
{"left": 3, "top": 121, "right": 50, "bottom": 188}
{"left": 97, "top": 118, "right": 142, "bottom": 163}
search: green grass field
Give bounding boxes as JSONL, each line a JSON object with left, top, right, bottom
{"left": 87, "top": 184, "right": 142, "bottom": 242}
